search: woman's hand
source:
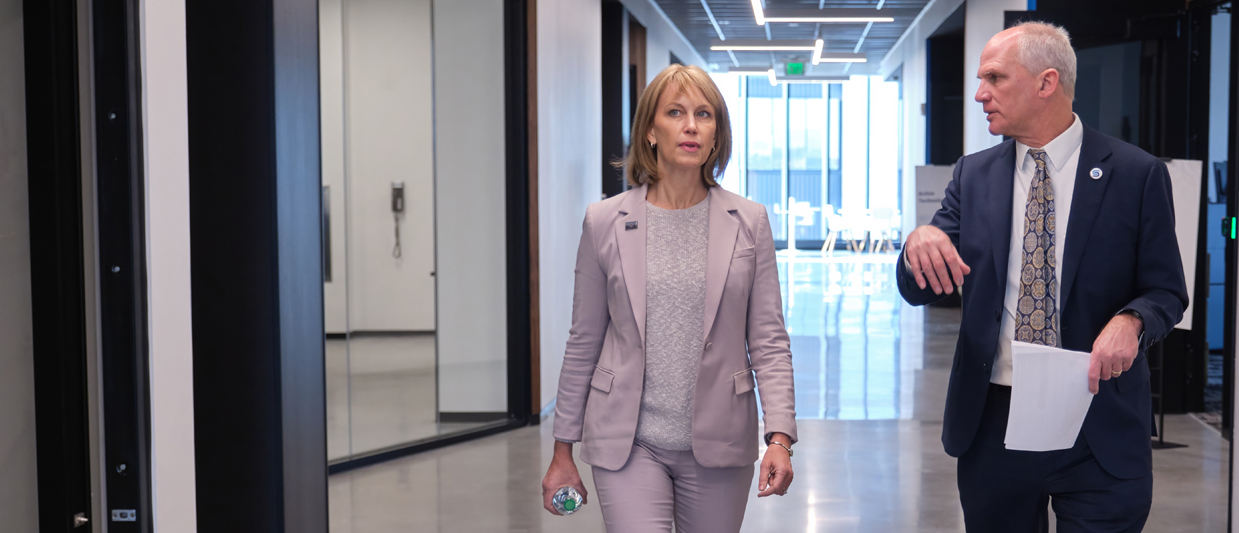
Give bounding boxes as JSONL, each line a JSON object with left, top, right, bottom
{"left": 757, "top": 433, "right": 794, "bottom": 497}
{"left": 542, "top": 441, "right": 588, "bottom": 515}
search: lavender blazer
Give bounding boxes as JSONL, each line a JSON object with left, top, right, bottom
{"left": 552, "top": 184, "right": 797, "bottom": 471}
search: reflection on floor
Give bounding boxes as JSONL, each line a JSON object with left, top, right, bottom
{"left": 327, "top": 252, "right": 1230, "bottom": 531}
{"left": 327, "top": 334, "right": 494, "bottom": 462}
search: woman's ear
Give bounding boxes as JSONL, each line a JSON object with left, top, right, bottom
{"left": 646, "top": 129, "right": 657, "bottom": 147}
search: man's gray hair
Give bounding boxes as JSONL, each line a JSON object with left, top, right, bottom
{"left": 1013, "top": 21, "right": 1076, "bottom": 100}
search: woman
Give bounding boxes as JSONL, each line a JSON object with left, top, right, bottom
{"left": 540, "top": 64, "right": 797, "bottom": 532}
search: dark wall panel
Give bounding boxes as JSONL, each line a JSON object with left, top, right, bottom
{"left": 185, "top": 0, "right": 326, "bottom": 530}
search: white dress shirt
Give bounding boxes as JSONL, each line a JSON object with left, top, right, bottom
{"left": 990, "top": 114, "right": 1084, "bottom": 385}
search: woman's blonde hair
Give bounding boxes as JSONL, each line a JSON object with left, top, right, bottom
{"left": 614, "top": 64, "right": 732, "bottom": 187}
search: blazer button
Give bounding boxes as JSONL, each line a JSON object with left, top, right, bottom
{"left": 994, "top": 310, "right": 1001, "bottom": 322}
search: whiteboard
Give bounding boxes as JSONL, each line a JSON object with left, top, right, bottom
{"left": 1164, "top": 159, "right": 1203, "bottom": 330}
{"left": 915, "top": 165, "right": 956, "bottom": 227}
{"left": 915, "top": 161, "right": 1202, "bottom": 330}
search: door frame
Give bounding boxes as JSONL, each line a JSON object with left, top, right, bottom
{"left": 23, "top": 0, "right": 96, "bottom": 530}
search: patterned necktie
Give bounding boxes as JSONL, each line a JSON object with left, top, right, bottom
{"left": 1016, "top": 148, "right": 1058, "bottom": 347}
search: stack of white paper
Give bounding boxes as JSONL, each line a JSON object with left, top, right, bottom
{"left": 1004, "top": 341, "right": 1095, "bottom": 451}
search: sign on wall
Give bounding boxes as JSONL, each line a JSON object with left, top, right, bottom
{"left": 915, "top": 165, "right": 955, "bottom": 228}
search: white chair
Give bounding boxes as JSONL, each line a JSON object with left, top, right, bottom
{"left": 869, "top": 207, "right": 894, "bottom": 253}
{"left": 838, "top": 209, "right": 870, "bottom": 253}
{"left": 821, "top": 205, "right": 839, "bottom": 255}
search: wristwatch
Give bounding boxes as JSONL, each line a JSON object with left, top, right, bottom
{"left": 769, "top": 440, "right": 793, "bottom": 458}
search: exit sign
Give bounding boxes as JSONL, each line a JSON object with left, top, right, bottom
{"left": 786, "top": 62, "right": 804, "bottom": 75}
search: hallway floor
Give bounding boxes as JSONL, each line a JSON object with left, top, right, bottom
{"left": 328, "top": 252, "right": 1230, "bottom": 532}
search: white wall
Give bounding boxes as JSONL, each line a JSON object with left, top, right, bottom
{"left": 139, "top": 0, "right": 198, "bottom": 529}
{"left": 621, "top": 0, "right": 708, "bottom": 76}
{"left": 879, "top": 0, "right": 964, "bottom": 235}
{"left": 538, "top": 0, "right": 603, "bottom": 413}
{"left": 0, "top": 2, "right": 39, "bottom": 530}
{"left": 963, "top": 0, "right": 1025, "bottom": 155}
{"left": 434, "top": 0, "right": 509, "bottom": 412}
{"left": 319, "top": 0, "right": 349, "bottom": 334}
{"left": 339, "top": 0, "right": 437, "bottom": 333}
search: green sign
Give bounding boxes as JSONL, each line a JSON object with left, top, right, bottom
{"left": 786, "top": 62, "right": 804, "bottom": 76}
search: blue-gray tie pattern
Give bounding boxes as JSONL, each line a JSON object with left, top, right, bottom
{"left": 1016, "top": 148, "right": 1058, "bottom": 346}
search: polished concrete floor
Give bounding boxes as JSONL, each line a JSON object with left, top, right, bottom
{"left": 328, "top": 252, "right": 1230, "bottom": 531}
{"left": 327, "top": 334, "right": 494, "bottom": 462}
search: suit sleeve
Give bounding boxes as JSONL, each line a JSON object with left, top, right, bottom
{"left": 551, "top": 206, "right": 611, "bottom": 443}
{"left": 1121, "top": 161, "right": 1189, "bottom": 348}
{"left": 897, "top": 157, "right": 964, "bottom": 306}
{"left": 746, "top": 208, "right": 798, "bottom": 445}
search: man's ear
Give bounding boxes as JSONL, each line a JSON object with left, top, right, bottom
{"left": 1039, "top": 69, "right": 1061, "bottom": 99}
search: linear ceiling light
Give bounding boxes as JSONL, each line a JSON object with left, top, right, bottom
{"left": 811, "top": 39, "right": 824, "bottom": 64}
{"left": 701, "top": 0, "right": 726, "bottom": 40}
{"left": 812, "top": 50, "right": 868, "bottom": 64}
{"left": 768, "top": 68, "right": 778, "bottom": 86}
{"left": 711, "top": 39, "right": 817, "bottom": 52}
{"left": 761, "top": 8, "right": 913, "bottom": 23}
{"left": 751, "top": 0, "right": 765, "bottom": 25}
{"left": 765, "top": 15, "right": 893, "bottom": 22}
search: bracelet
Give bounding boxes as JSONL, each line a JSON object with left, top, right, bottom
{"left": 769, "top": 440, "right": 793, "bottom": 458}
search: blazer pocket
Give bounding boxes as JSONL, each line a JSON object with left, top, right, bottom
{"left": 731, "top": 247, "right": 756, "bottom": 259}
{"left": 733, "top": 367, "right": 756, "bottom": 395}
{"left": 590, "top": 367, "right": 615, "bottom": 393}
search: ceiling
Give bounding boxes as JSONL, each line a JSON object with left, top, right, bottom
{"left": 652, "top": 0, "right": 932, "bottom": 76}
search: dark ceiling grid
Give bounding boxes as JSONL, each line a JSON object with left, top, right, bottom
{"left": 653, "top": 0, "right": 929, "bottom": 75}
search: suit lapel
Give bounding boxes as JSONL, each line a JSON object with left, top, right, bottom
{"left": 616, "top": 185, "right": 648, "bottom": 344}
{"left": 702, "top": 189, "right": 740, "bottom": 342}
{"left": 1059, "top": 126, "right": 1113, "bottom": 309}
{"left": 991, "top": 140, "right": 1017, "bottom": 287}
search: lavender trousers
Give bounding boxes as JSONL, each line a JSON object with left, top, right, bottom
{"left": 591, "top": 441, "right": 754, "bottom": 532}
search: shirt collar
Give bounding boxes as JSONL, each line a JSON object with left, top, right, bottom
{"left": 1015, "top": 113, "right": 1083, "bottom": 174}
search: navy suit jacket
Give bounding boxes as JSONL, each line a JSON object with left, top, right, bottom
{"left": 897, "top": 125, "right": 1189, "bottom": 480}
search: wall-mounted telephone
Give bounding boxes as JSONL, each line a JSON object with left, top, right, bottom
{"left": 392, "top": 182, "right": 404, "bottom": 258}
{"left": 392, "top": 182, "right": 405, "bottom": 213}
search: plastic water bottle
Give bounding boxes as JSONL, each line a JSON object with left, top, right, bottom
{"left": 552, "top": 486, "right": 584, "bottom": 515}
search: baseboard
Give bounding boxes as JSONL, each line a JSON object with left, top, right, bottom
{"left": 440, "top": 411, "right": 509, "bottom": 423}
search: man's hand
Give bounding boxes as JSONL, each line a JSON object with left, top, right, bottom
{"left": 1088, "top": 313, "right": 1143, "bottom": 394}
{"left": 757, "top": 433, "right": 794, "bottom": 497}
{"left": 904, "top": 225, "right": 971, "bottom": 295}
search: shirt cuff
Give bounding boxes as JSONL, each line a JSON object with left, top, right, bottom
{"left": 1115, "top": 308, "right": 1146, "bottom": 345}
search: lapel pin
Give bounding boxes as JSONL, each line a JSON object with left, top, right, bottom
{"left": 1089, "top": 168, "right": 1103, "bottom": 180}
{"left": 625, "top": 221, "right": 638, "bottom": 231}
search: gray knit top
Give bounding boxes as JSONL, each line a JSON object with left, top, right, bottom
{"left": 634, "top": 193, "right": 710, "bottom": 451}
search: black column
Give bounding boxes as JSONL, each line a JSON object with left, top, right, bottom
{"left": 185, "top": 0, "right": 327, "bottom": 531}
{"left": 602, "top": 0, "right": 629, "bottom": 198}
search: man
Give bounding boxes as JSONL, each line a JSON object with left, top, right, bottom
{"left": 898, "top": 22, "right": 1189, "bottom": 532}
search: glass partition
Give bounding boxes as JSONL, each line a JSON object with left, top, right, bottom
{"left": 715, "top": 74, "right": 901, "bottom": 251}
{"left": 321, "top": 0, "right": 512, "bottom": 465}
